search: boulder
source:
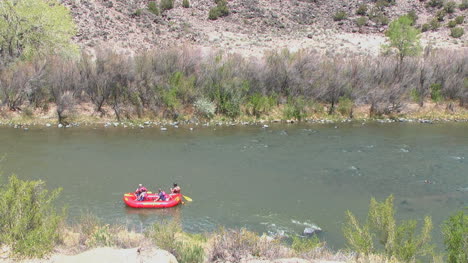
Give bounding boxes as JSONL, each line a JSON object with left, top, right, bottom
{"left": 303, "top": 226, "right": 322, "bottom": 236}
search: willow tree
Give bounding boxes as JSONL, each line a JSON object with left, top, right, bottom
{"left": 383, "top": 16, "right": 421, "bottom": 65}
{"left": 0, "top": 0, "right": 76, "bottom": 66}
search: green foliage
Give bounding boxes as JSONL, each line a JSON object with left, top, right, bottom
{"left": 406, "top": 10, "right": 418, "bottom": 26}
{"left": 0, "top": 175, "right": 64, "bottom": 257}
{"left": 355, "top": 17, "right": 369, "bottom": 28}
{"left": 430, "top": 83, "right": 443, "bottom": 102}
{"left": 450, "top": 27, "right": 465, "bottom": 38}
{"left": 448, "top": 20, "right": 457, "bottom": 28}
{"left": 134, "top": 9, "right": 143, "bottom": 16}
{"left": 369, "top": 9, "right": 390, "bottom": 26}
{"left": 291, "top": 235, "right": 323, "bottom": 253}
{"left": 148, "top": 1, "right": 160, "bottom": 15}
{"left": 337, "top": 97, "right": 353, "bottom": 117}
{"left": 160, "top": 0, "right": 174, "bottom": 12}
{"left": 436, "top": 9, "right": 447, "bottom": 21}
{"left": 426, "top": 0, "right": 444, "bottom": 8}
{"left": 147, "top": 221, "right": 204, "bottom": 263}
{"left": 343, "top": 195, "right": 433, "bottom": 262}
{"left": 283, "top": 96, "right": 307, "bottom": 121}
{"left": 430, "top": 18, "right": 441, "bottom": 30}
{"left": 183, "top": 0, "right": 190, "bottom": 8}
{"left": 246, "top": 93, "right": 277, "bottom": 118}
{"left": 455, "top": 16, "right": 465, "bottom": 24}
{"left": 384, "top": 16, "right": 422, "bottom": 62}
{"left": 444, "top": 1, "right": 457, "bottom": 13}
{"left": 333, "top": 11, "right": 348, "bottom": 21}
{"left": 460, "top": 0, "right": 468, "bottom": 10}
{"left": 442, "top": 209, "right": 468, "bottom": 263}
{"left": 356, "top": 4, "right": 368, "bottom": 16}
{"left": 86, "top": 224, "right": 113, "bottom": 247}
{"left": 410, "top": 89, "right": 421, "bottom": 103}
{"left": 208, "top": 0, "right": 229, "bottom": 20}
{"left": 421, "top": 23, "right": 431, "bottom": 32}
{"left": 0, "top": 0, "right": 77, "bottom": 64}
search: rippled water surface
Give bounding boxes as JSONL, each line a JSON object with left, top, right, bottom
{"left": 1, "top": 122, "right": 467, "bottom": 249}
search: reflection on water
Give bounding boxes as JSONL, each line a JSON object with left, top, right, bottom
{"left": 0, "top": 122, "right": 467, "bottom": 250}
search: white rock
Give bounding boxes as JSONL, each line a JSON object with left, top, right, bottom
{"left": 58, "top": 124, "right": 63, "bottom": 128}
{"left": 46, "top": 123, "right": 51, "bottom": 127}
{"left": 160, "top": 127, "right": 168, "bottom": 131}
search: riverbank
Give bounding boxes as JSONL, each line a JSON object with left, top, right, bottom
{"left": 1, "top": 101, "right": 468, "bottom": 129}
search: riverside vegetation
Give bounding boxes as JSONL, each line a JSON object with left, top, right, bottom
{"left": 0, "top": 0, "right": 467, "bottom": 126}
{"left": 0, "top": 175, "right": 467, "bottom": 262}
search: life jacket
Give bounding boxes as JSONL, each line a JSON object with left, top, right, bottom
{"left": 140, "top": 187, "right": 147, "bottom": 192}
{"left": 159, "top": 191, "right": 166, "bottom": 201}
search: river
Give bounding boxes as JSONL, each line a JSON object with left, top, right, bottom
{"left": 0, "top": 122, "right": 467, "bottom": 250}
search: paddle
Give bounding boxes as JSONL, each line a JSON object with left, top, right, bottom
{"left": 183, "top": 195, "right": 193, "bottom": 202}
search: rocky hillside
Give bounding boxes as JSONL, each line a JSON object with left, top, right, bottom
{"left": 63, "top": 0, "right": 467, "bottom": 56}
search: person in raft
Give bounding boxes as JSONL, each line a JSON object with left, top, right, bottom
{"left": 135, "top": 184, "right": 148, "bottom": 201}
{"left": 155, "top": 188, "right": 167, "bottom": 201}
{"left": 171, "top": 183, "right": 181, "bottom": 194}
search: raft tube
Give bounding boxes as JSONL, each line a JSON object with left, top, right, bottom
{"left": 123, "top": 193, "right": 183, "bottom": 208}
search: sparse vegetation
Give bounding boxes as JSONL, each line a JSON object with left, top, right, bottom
{"left": 208, "top": 0, "right": 229, "bottom": 20}
{"left": 333, "top": 10, "right": 348, "bottom": 21}
{"left": 442, "top": 209, "right": 468, "bottom": 263}
{"left": 460, "top": 0, "right": 468, "bottom": 10}
{"left": 448, "top": 20, "right": 457, "bottom": 28}
{"left": 160, "top": 0, "right": 174, "bottom": 12}
{"left": 148, "top": 1, "right": 160, "bottom": 15}
{"left": 455, "top": 15, "right": 465, "bottom": 24}
{"left": 430, "top": 18, "right": 441, "bottom": 30}
{"left": 355, "top": 17, "right": 369, "bottom": 28}
{"left": 444, "top": 1, "right": 457, "bottom": 13}
{"left": 183, "top": 0, "right": 190, "bottom": 8}
{"left": 356, "top": 4, "right": 368, "bottom": 16}
{"left": 450, "top": 27, "right": 464, "bottom": 38}
{"left": 426, "top": 0, "right": 444, "bottom": 8}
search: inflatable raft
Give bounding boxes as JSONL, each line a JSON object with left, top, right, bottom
{"left": 123, "top": 192, "right": 183, "bottom": 208}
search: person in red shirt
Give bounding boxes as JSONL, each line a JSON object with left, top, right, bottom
{"left": 135, "top": 184, "right": 148, "bottom": 201}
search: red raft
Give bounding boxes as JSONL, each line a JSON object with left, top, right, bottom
{"left": 123, "top": 193, "right": 183, "bottom": 208}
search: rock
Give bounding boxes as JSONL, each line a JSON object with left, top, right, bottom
{"left": 307, "top": 33, "right": 313, "bottom": 38}
{"left": 113, "top": 122, "right": 119, "bottom": 127}
{"left": 160, "top": 127, "right": 168, "bottom": 131}
{"left": 144, "top": 121, "right": 151, "bottom": 125}
{"left": 58, "top": 124, "right": 63, "bottom": 128}
{"left": 189, "top": 127, "right": 194, "bottom": 131}
{"left": 262, "top": 124, "right": 269, "bottom": 128}
{"left": 46, "top": 123, "right": 51, "bottom": 127}
{"left": 303, "top": 226, "right": 322, "bottom": 236}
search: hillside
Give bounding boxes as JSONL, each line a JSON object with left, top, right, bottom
{"left": 63, "top": 0, "right": 468, "bottom": 57}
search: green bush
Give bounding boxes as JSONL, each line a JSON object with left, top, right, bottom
{"left": 148, "top": 1, "right": 160, "bottom": 15}
{"left": 134, "top": 9, "right": 143, "bottom": 16}
{"left": 343, "top": 195, "right": 433, "bottom": 261}
{"left": 86, "top": 224, "right": 113, "bottom": 247}
{"left": 183, "top": 0, "right": 190, "bottom": 8}
{"left": 246, "top": 93, "right": 277, "bottom": 118}
{"left": 406, "top": 10, "right": 418, "bottom": 25}
{"left": 426, "top": 0, "right": 444, "bottom": 8}
{"left": 333, "top": 11, "right": 348, "bottom": 21}
{"left": 0, "top": 175, "right": 64, "bottom": 257}
{"left": 291, "top": 235, "right": 323, "bottom": 253}
{"left": 455, "top": 16, "right": 465, "bottom": 24}
{"left": 194, "top": 98, "right": 216, "bottom": 119}
{"left": 448, "top": 20, "right": 457, "bottom": 28}
{"left": 160, "top": 0, "right": 174, "bottom": 12}
{"left": 430, "top": 18, "right": 441, "bottom": 30}
{"left": 356, "top": 4, "right": 368, "bottom": 15}
{"left": 421, "top": 23, "right": 431, "bottom": 32}
{"left": 355, "top": 17, "right": 369, "bottom": 28}
{"left": 283, "top": 96, "right": 307, "bottom": 121}
{"left": 436, "top": 9, "right": 447, "bottom": 21}
{"left": 371, "top": 13, "right": 390, "bottom": 26}
{"left": 450, "top": 27, "right": 465, "bottom": 38}
{"left": 430, "top": 83, "right": 443, "bottom": 102}
{"left": 147, "top": 221, "right": 204, "bottom": 263}
{"left": 208, "top": 0, "right": 229, "bottom": 20}
{"left": 460, "top": 0, "right": 468, "bottom": 10}
{"left": 376, "top": 0, "right": 395, "bottom": 9}
{"left": 444, "top": 1, "right": 457, "bottom": 13}
{"left": 337, "top": 97, "right": 354, "bottom": 117}
{"left": 442, "top": 210, "right": 468, "bottom": 263}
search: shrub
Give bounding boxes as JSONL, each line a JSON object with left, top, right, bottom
{"left": 460, "top": 0, "right": 468, "bottom": 10}
{"left": 370, "top": 12, "right": 390, "bottom": 26}
{"left": 426, "top": 0, "right": 444, "bottom": 8}
{"left": 406, "top": 10, "right": 418, "bottom": 25}
{"left": 160, "top": 0, "right": 174, "bottom": 12}
{"left": 291, "top": 235, "right": 323, "bottom": 253}
{"left": 436, "top": 9, "right": 446, "bottom": 21}
{"left": 343, "top": 195, "right": 433, "bottom": 261}
{"left": 283, "top": 96, "right": 307, "bottom": 121}
{"left": 86, "top": 224, "right": 113, "bottom": 247}
{"left": 333, "top": 11, "right": 348, "bottom": 21}
{"left": 450, "top": 27, "right": 464, "bottom": 38}
{"left": 444, "top": 1, "right": 457, "bottom": 13}
{"left": 183, "top": 0, "right": 190, "bottom": 8}
{"left": 134, "top": 9, "right": 143, "bottom": 16}
{"left": 430, "top": 18, "right": 441, "bottom": 30}
{"left": 246, "top": 93, "right": 277, "bottom": 118}
{"left": 194, "top": 98, "right": 216, "bottom": 119}
{"left": 455, "top": 16, "right": 465, "bottom": 24}
{"left": 430, "top": 83, "right": 443, "bottom": 102}
{"left": 376, "top": 0, "right": 394, "bottom": 9}
{"left": 356, "top": 4, "right": 368, "bottom": 15}
{"left": 147, "top": 221, "right": 204, "bottom": 263}
{"left": 337, "top": 97, "right": 354, "bottom": 117}
{"left": 0, "top": 175, "right": 64, "bottom": 257}
{"left": 148, "top": 1, "right": 160, "bottom": 15}
{"left": 355, "top": 17, "right": 369, "bottom": 28}
{"left": 442, "top": 210, "right": 468, "bottom": 263}
{"left": 421, "top": 23, "right": 431, "bottom": 32}
{"left": 448, "top": 20, "right": 457, "bottom": 28}
{"left": 208, "top": 0, "right": 229, "bottom": 20}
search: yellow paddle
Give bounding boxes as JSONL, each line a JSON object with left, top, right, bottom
{"left": 183, "top": 195, "right": 193, "bottom": 202}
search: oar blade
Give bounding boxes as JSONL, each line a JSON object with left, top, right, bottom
{"left": 183, "top": 195, "right": 193, "bottom": 202}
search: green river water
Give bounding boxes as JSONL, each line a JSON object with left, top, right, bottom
{"left": 0, "top": 122, "right": 467, "bottom": 250}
